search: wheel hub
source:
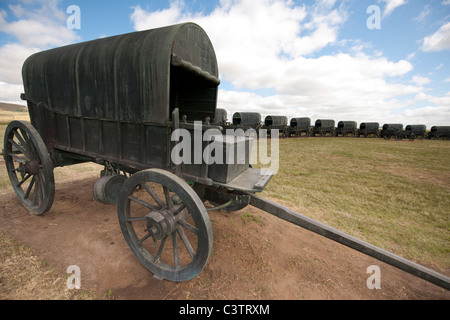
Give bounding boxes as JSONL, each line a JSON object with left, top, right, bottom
{"left": 24, "top": 160, "right": 40, "bottom": 175}
{"left": 146, "top": 210, "right": 177, "bottom": 242}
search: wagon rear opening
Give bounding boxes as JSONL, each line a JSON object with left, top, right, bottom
{"left": 170, "top": 54, "right": 220, "bottom": 123}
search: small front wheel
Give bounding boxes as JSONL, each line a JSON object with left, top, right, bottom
{"left": 117, "top": 169, "right": 213, "bottom": 282}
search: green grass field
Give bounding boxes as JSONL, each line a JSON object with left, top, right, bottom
{"left": 257, "top": 137, "right": 449, "bottom": 267}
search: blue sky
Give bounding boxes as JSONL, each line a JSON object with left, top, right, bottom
{"left": 0, "top": 0, "right": 449, "bottom": 127}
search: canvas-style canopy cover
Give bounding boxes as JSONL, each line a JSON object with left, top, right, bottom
{"left": 22, "top": 23, "right": 219, "bottom": 125}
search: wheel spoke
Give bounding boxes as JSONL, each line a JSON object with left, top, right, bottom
{"left": 155, "top": 235, "right": 168, "bottom": 263}
{"left": 177, "top": 218, "right": 199, "bottom": 235}
{"left": 172, "top": 232, "right": 180, "bottom": 269}
{"left": 177, "top": 227, "right": 195, "bottom": 259}
{"left": 24, "top": 176, "right": 36, "bottom": 199}
{"left": 163, "top": 186, "right": 173, "bottom": 209}
{"left": 126, "top": 216, "right": 150, "bottom": 222}
{"left": 33, "top": 176, "right": 39, "bottom": 205}
{"left": 141, "top": 183, "right": 165, "bottom": 208}
{"left": 137, "top": 232, "right": 152, "bottom": 246}
{"left": 171, "top": 203, "right": 186, "bottom": 216}
{"left": 8, "top": 139, "right": 31, "bottom": 160}
{"left": 128, "top": 195, "right": 158, "bottom": 211}
{"left": 17, "top": 173, "right": 32, "bottom": 187}
{"left": 8, "top": 152, "right": 28, "bottom": 163}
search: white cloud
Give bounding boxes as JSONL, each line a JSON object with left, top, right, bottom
{"left": 400, "top": 105, "right": 450, "bottom": 127}
{"left": 413, "top": 5, "right": 430, "bottom": 23}
{"left": 0, "top": 81, "right": 25, "bottom": 105}
{"left": 0, "top": 1, "right": 80, "bottom": 103}
{"left": 410, "top": 75, "right": 431, "bottom": 86}
{"left": 421, "top": 22, "right": 450, "bottom": 52}
{"left": 380, "top": 0, "right": 407, "bottom": 18}
{"left": 130, "top": 0, "right": 419, "bottom": 125}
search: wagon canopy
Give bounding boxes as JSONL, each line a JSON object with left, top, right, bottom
{"left": 360, "top": 122, "right": 379, "bottom": 130}
{"left": 382, "top": 123, "right": 403, "bottom": 131}
{"left": 232, "top": 112, "right": 262, "bottom": 126}
{"left": 406, "top": 125, "right": 426, "bottom": 133}
{"left": 22, "top": 23, "right": 219, "bottom": 125}
{"left": 337, "top": 121, "right": 357, "bottom": 129}
{"left": 265, "top": 116, "right": 288, "bottom": 127}
{"left": 431, "top": 126, "right": 450, "bottom": 134}
{"left": 315, "top": 119, "right": 335, "bottom": 128}
{"left": 290, "top": 117, "right": 311, "bottom": 128}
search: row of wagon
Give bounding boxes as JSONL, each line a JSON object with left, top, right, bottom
{"left": 214, "top": 110, "right": 450, "bottom": 141}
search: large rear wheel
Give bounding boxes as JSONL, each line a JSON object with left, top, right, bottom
{"left": 117, "top": 169, "right": 213, "bottom": 282}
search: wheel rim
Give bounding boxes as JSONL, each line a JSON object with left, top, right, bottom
{"left": 117, "top": 169, "right": 213, "bottom": 282}
{"left": 3, "top": 121, "right": 54, "bottom": 215}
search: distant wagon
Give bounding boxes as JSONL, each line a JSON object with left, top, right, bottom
{"left": 229, "top": 112, "right": 262, "bottom": 137}
{"left": 336, "top": 121, "right": 357, "bottom": 137}
{"left": 428, "top": 126, "right": 450, "bottom": 140}
{"left": 396, "top": 124, "right": 427, "bottom": 141}
{"left": 289, "top": 117, "right": 311, "bottom": 137}
{"left": 212, "top": 108, "right": 228, "bottom": 126}
{"left": 380, "top": 124, "right": 403, "bottom": 140}
{"left": 357, "top": 122, "right": 380, "bottom": 138}
{"left": 311, "top": 119, "right": 336, "bottom": 137}
{"left": 262, "top": 115, "right": 289, "bottom": 138}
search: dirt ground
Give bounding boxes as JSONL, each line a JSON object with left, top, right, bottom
{"left": 0, "top": 171, "right": 449, "bottom": 300}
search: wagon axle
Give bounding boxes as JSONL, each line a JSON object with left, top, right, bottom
{"left": 145, "top": 205, "right": 187, "bottom": 244}
{"left": 18, "top": 159, "right": 41, "bottom": 176}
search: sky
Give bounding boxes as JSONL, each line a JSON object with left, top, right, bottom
{"left": 0, "top": 0, "right": 449, "bottom": 127}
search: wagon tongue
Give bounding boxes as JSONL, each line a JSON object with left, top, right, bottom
{"left": 248, "top": 194, "right": 450, "bottom": 291}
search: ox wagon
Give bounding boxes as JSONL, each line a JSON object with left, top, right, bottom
{"left": 336, "top": 121, "right": 357, "bottom": 137}
{"left": 311, "top": 119, "right": 336, "bottom": 137}
{"left": 357, "top": 122, "right": 380, "bottom": 138}
{"left": 3, "top": 23, "right": 449, "bottom": 289}
{"left": 428, "top": 126, "right": 450, "bottom": 140}
{"left": 380, "top": 124, "right": 403, "bottom": 140}
{"left": 397, "top": 125, "right": 427, "bottom": 141}
{"left": 262, "top": 115, "right": 289, "bottom": 138}
{"left": 229, "top": 111, "right": 262, "bottom": 137}
{"left": 289, "top": 117, "right": 312, "bottom": 137}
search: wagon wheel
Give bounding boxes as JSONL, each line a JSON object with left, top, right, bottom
{"left": 117, "top": 169, "right": 213, "bottom": 282}
{"left": 3, "top": 121, "right": 55, "bottom": 215}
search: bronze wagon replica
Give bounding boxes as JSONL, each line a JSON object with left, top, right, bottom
{"left": 3, "top": 23, "right": 450, "bottom": 289}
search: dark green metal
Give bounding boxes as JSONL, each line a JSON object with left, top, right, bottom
{"left": 429, "top": 126, "right": 450, "bottom": 140}
{"left": 312, "top": 119, "right": 336, "bottom": 137}
{"left": 358, "top": 122, "right": 380, "bottom": 138}
{"left": 380, "top": 124, "right": 403, "bottom": 140}
{"left": 336, "top": 121, "right": 357, "bottom": 137}
{"left": 289, "top": 117, "right": 311, "bottom": 137}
